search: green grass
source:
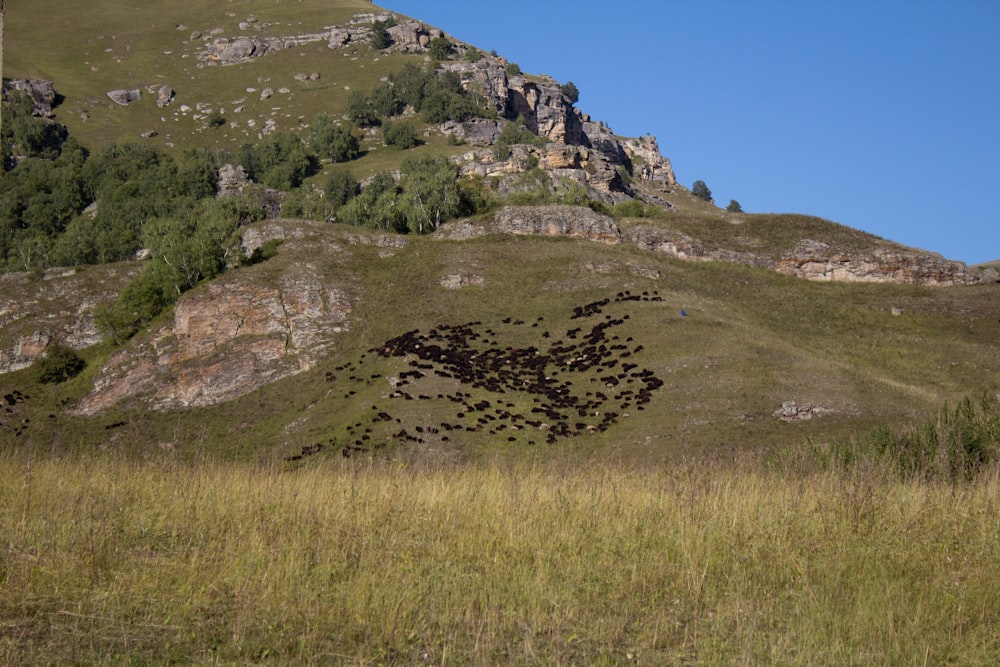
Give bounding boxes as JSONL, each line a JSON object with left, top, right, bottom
{"left": 4, "top": 221, "right": 998, "bottom": 464}
{"left": 5, "top": 1, "right": 409, "bottom": 155}
{"left": 3, "top": 452, "right": 999, "bottom": 664}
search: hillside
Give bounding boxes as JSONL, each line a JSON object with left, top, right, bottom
{"left": 2, "top": 0, "right": 999, "bottom": 464}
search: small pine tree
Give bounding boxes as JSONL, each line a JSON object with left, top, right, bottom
{"left": 726, "top": 199, "right": 743, "bottom": 213}
{"left": 692, "top": 180, "right": 712, "bottom": 202}
{"left": 561, "top": 81, "right": 580, "bottom": 104}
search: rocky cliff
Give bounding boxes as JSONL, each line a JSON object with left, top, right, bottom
{"left": 70, "top": 220, "right": 354, "bottom": 415}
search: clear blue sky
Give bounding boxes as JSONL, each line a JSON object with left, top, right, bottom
{"left": 381, "top": 0, "right": 1000, "bottom": 265}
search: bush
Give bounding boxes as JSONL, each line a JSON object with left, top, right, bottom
{"left": 692, "top": 179, "right": 712, "bottom": 202}
{"left": 207, "top": 110, "right": 226, "bottom": 128}
{"left": 611, "top": 200, "right": 652, "bottom": 219}
{"left": 370, "top": 19, "right": 395, "bottom": 49}
{"left": 506, "top": 62, "right": 521, "bottom": 76}
{"left": 325, "top": 168, "right": 359, "bottom": 210}
{"left": 816, "top": 394, "right": 1000, "bottom": 482}
{"left": 726, "top": 199, "right": 743, "bottom": 213}
{"left": 382, "top": 120, "right": 418, "bottom": 149}
{"left": 309, "top": 114, "right": 359, "bottom": 163}
{"left": 428, "top": 37, "right": 453, "bottom": 61}
{"left": 36, "top": 342, "right": 86, "bottom": 383}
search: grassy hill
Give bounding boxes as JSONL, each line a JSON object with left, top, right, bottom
{"left": 2, "top": 0, "right": 997, "bottom": 463}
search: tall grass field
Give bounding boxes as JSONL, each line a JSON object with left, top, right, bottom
{"left": 3, "top": 451, "right": 999, "bottom": 664}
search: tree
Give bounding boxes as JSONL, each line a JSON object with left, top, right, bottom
{"left": 309, "top": 113, "right": 359, "bottom": 163}
{"left": 726, "top": 199, "right": 743, "bottom": 213}
{"left": 382, "top": 120, "right": 418, "bottom": 149}
{"left": 400, "top": 155, "right": 464, "bottom": 234}
{"left": 692, "top": 179, "right": 712, "bottom": 202}
{"left": 325, "top": 168, "right": 359, "bottom": 210}
{"left": 561, "top": 81, "right": 580, "bottom": 104}
{"left": 427, "top": 36, "right": 453, "bottom": 61}
{"left": 370, "top": 18, "right": 395, "bottom": 50}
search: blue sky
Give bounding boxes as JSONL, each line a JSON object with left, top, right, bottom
{"left": 381, "top": 1, "right": 1000, "bottom": 265}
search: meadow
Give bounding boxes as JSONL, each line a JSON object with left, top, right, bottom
{"left": 3, "top": 448, "right": 999, "bottom": 665}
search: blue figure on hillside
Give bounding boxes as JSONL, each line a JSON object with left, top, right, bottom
{"left": 680, "top": 309, "right": 687, "bottom": 318}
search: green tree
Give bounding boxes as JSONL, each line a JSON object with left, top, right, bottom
{"left": 368, "top": 81, "right": 403, "bottom": 117}
{"left": 346, "top": 89, "right": 379, "bottom": 127}
{"left": 36, "top": 342, "right": 85, "bottom": 383}
{"left": 692, "top": 179, "right": 712, "bottom": 202}
{"left": 370, "top": 18, "right": 395, "bottom": 49}
{"left": 427, "top": 36, "right": 453, "bottom": 61}
{"left": 337, "top": 171, "right": 407, "bottom": 233}
{"left": 309, "top": 114, "right": 359, "bottom": 163}
{"left": 400, "top": 155, "right": 465, "bottom": 234}
{"left": 238, "top": 132, "right": 311, "bottom": 189}
{"left": 561, "top": 81, "right": 580, "bottom": 104}
{"left": 726, "top": 199, "right": 743, "bottom": 213}
{"left": 325, "top": 168, "right": 359, "bottom": 211}
{"left": 382, "top": 120, "right": 418, "bottom": 149}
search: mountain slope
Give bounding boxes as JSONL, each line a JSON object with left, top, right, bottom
{"left": 2, "top": 0, "right": 998, "bottom": 462}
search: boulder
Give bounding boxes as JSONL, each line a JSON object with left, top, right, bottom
{"left": 107, "top": 88, "right": 141, "bottom": 106}
{"left": 155, "top": 85, "right": 174, "bottom": 108}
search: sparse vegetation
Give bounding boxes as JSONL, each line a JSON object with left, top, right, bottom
{"left": 727, "top": 198, "right": 743, "bottom": 213}
{"left": 35, "top": 341, "right": 85, "bottom": 383}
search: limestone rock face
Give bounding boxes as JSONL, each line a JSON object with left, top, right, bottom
{"left": 776, "top": 240, "right": 979, "bottom": 285}
{"left": 620, "top": 134, "right": 677, "bottom": 188}
{"left": 507, "top": 75, "right": 584, "bottom": 145}
{"left": 0, "top": 266, "right": 140, "bottom": 375}
{"left": 386, "top": 20, "right": 442, "bottom": 51}
{"left": 494, "top": 205, "right": 620, "bottom": 244}
{"left": 72, "top": 222, "right": 355, "bottom": 415}
{"left": 436, "top": 205, "right": 621, "bottom": 245}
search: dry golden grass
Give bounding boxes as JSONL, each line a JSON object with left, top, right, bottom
{"left": 2, "top": 451, "right": 999, "bottom": 664}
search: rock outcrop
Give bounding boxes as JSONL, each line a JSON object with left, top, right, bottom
{"left": 2, "top": 79, "right": 58, "bottom": 117}
{"left": 72, "top": 221, "right": 354, "bottom": 414}
{"left": 435, "top": 205, "right": 621, "bottom": 245}
{"left": 775, "top": 240, "right": 981, "bottom": 285}
{"left": 0, "top": 265, "right": 140, "bottom": 375}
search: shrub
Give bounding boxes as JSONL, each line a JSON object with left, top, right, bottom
{"left": 428, "top": 37, "right": 453, "bottom": 61}
{"left": 325, "top": 168, "right": 359, "bottom": 210}
{"left": 611, "top": 200, "right": 651, "bottom": 219}
{"left": 370, "top": 19, "right": 395, "bottom": 49}
{"left": 36, "top": 342, "right": 86, "bottom": 383}
{"left": 692, "top": 179, "right": 712, "bottom": 202}
{"left": 816, "top": 394, "right": 1000, "bottom": 482}
{"left": 382, "top": 120, "right": 419, "bottom": 149}
{"left": 726, "top": 199, "right": 743, "bottom": 213}
{"left": 207, "top": 110, "right": 226, "bottom": 128}
{"left": 506, "top": 62, "right": 521, "bottom": 76}
{"left": 309, "top": 114, "right": 359, "bottom": 163}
